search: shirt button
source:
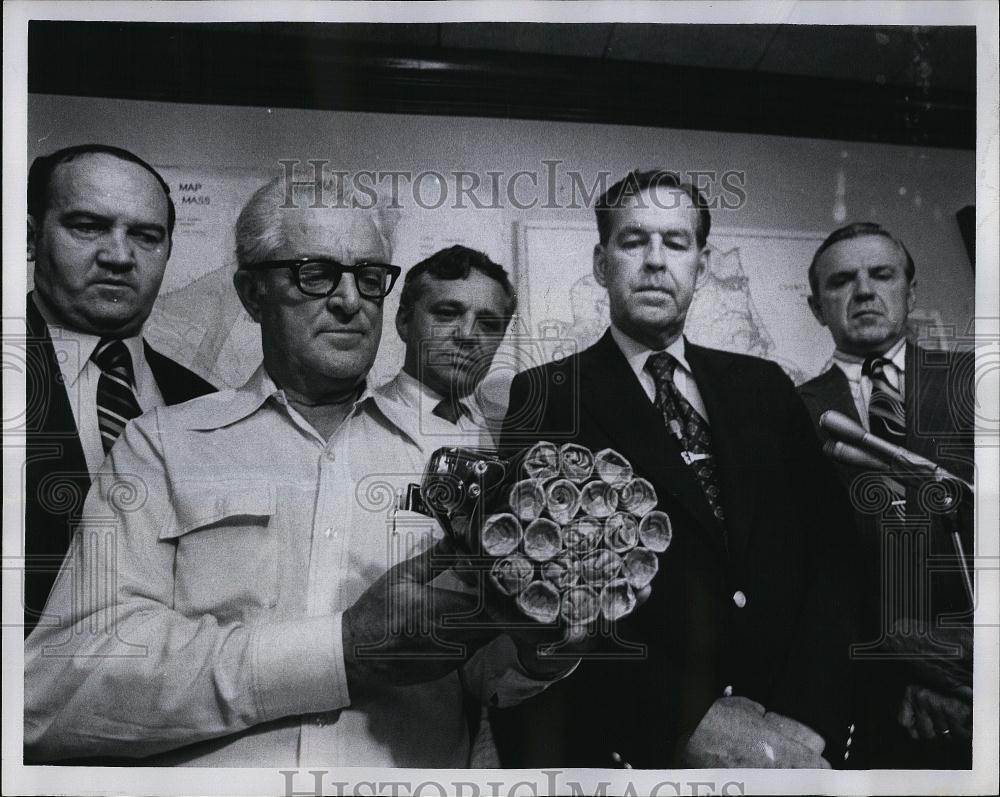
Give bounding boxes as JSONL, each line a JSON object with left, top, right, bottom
{"left": 732, "top": 590, "right": 747, "bottom": 608}
{"left": 723, "top": 684, "right": 733, "bottom": 697}
{"left": 324, "top": 450, "right": 336, "bottom": 462}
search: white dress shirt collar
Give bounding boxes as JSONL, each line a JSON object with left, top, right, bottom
{"left": 831, "top": 336, "right": 907, "bottom": 425}
{"left": 832, "top": 336, "right": 906, "bottom": 385}
{"left": 833, "top": 337, "right": 906, "bottom": 373}
{"left": 608, "top": 324, "right": 710, "bottom": 422}
{"left": 392, "top": 369, "right": 486, "bottom": 423}
{"left": 609, "top": 324, "right": 693, "bottom": 382}
{"left": 31, "top": 291, "right": 165, "bottom": 474}
{"left": 31, "top": 291, "right": 151, "bottom": 396}
{"left": 393, "top": 368, "right": 447, "bottom": 409}
{"left": 372, "top": 368, "right": 494, "bottom": 452}
{"left": 176, "top": 364, "right": 371, "bottom": 433}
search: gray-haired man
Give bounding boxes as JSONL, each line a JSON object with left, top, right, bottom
{"left": 25, "top": 175, "right": 564, "bottom": 767}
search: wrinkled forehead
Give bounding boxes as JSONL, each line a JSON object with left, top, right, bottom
{"left": 277, "top": 206, "right": 389, "bottom": 262}
{"left": 820, "top": 234, "right": 908, "bottom": 273}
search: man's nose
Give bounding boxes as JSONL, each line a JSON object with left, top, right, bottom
{"left": 644, "top": 236, "right": 667, "bottom": 269}
{"left": 326, "top": 271, "right": 363, "bottom": 314}
{"left": 97, "top": 229, "right": 135, "bottom": 270}
{"left": 453, "top": 313, "right": 478, "bottom": 341}
{"left": 854, "top": 272, "right": 876, "bottom": 298}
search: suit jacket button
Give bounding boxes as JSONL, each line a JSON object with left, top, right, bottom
{"left": 611, "top": 751, "right": 622, "bottom": 764}
{"left": 732, "top": 590, "right": 747, "bottom": 608}
{"left": 723, "top": 684, "right": 734, "bottom": 697}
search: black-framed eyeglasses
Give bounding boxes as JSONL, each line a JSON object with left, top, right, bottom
{"left": 243, "top": 258, "right": 402, "bottom": 300}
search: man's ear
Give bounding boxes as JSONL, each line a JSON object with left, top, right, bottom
{"left": 807, "top": 293, "right": 827, "bottom": 327}
{"left": 233, "top": 269, "right": 265, "bottom": 324}
{"left": 27, "top": 215, "right": 38, "bottom": 262}
{"left": 907, "top": 278, "right": 917, "bottom": 314}
{"left": 593, "top": 243, "right": 608, "bottom": 287}
{"left": 395, "top": 304, "right": 411, "bottom": 344}
{"left": 696, "top": 246, "right": 709, "bottom": 283}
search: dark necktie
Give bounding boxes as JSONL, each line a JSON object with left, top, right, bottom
{"left": 432, "top": 397, "right": 471, "bottom": 425}
{"left": 91, "top": 338, "right": 143, "bottom": 453}
{"left": 646, "top": 352, "right": 726, "bottom": 524}
{"left": 864, "top": 354, "right": 907, "bottom": 515}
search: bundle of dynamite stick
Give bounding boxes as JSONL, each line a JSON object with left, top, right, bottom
{"left": 485, "top": 441, "right": 672, "bottom": 630}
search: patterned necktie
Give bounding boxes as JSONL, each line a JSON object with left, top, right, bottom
{"left": 432, "top": 397, "right": 471, "bottom": 425}
{"left": 646, "top": 352, "right": 726, "bottom": 524}
{"left": 91, "top": 338, "right": 142, "bottom": 453}
{"left": 864, "top": 356, "right": 906, "bottom": 445}
{"left": 864, "top": 355, "right": 907, "bottom": 515}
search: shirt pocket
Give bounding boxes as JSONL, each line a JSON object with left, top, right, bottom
{"left": 162, "top": 482, "right": 279, "bottom": 623}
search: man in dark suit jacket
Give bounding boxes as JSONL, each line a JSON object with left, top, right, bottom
{"left": 798, "top": 222, "right": 974, "bottom": 768}
{"left": 491, "top": 170, "right": 857, "bottom": 769}
{"left": 24, "top": 144, "right": 214, "bottom": 634}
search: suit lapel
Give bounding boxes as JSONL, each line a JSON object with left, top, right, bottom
{"left": 580, "top": 332, "right": 728, "bottom": 558}
{"left": 800, "top": 365, "right": 861, "bottom": 429}
{"left": 26, "top": 295, "right": 88, "bottom": 476}
{"left": 685, "top": 343, "right": 758, "bottom": 558}
{"left": 144, "top": 341, "right": 215, "bottom": 405}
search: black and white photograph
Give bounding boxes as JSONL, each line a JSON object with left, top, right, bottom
{"left": 3, "top": 2, "right": 997, "bottom": 795}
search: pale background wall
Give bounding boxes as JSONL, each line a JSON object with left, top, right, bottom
{"left": 26, "top": 94, "right": 976, "bottom": 390}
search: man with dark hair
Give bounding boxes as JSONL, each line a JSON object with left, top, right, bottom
{"left": 24, "top": 144, "right": 214, "bottom": 633}
{"left": 491, "top": 168, "right": 856, "bottom": 769}
{"left": 370, "top": 244, "right": 519, "bottom": 765}
{"left": 379, "top": 245, "right": 517, "bottom": 449}
{"left": 594, "top": 168, "right": 712, "bottom": 250}
{"left": 799, "top": 222, "right": 974, "bottom": 768}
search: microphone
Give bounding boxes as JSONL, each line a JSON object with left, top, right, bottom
{"left": 820, "top": 410, "right": 976, "bottom": 608}
{"left": 822, "top": 439, "right": 892, "bottom": 472}
{"left": 819, "top": 410, "right": 972, "bottom": 492}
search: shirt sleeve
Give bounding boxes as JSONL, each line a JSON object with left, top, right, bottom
{"left": 24, "top": 412, "right": 350, "bottom": 762}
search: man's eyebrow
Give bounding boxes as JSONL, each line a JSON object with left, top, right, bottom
{"left": 128, "top": 221, "right": 168, "bottom": 234}
{"left": 59, "top": 210, "right": 111, "bottom": 223}
{"left": 60, "top": 210, "right": 166, "bottom": 234}
{"left": 619, "top": 223, "right": 691, "bottom": 237}
{"left": 825, "top": 267, "right": 858, "bottom": 282}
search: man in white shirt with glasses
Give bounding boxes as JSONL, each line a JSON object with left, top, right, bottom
{"left": 25, "top": 174, "right": 566, "bottom": 768}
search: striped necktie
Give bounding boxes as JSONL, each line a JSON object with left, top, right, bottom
{"left": 864, "top": 355, "right": 907, "bottom": 515}
{"left": 91, "top": 338, "right": 143, "bottom": 453}
{"left": 646, "top": 352, "right": 726, "bottom": 525}
{"left": 864, "top": 356, "right": 906, "bottom": 446}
